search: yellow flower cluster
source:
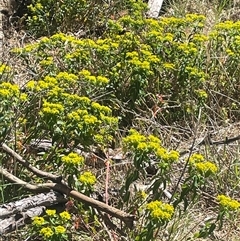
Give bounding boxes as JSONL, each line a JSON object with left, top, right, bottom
{"left": 28, "top": 2, "right": 44, "bottom": 12}
{"left": 215, "top": 21, "right": 235, "bottom": 31}
{"left": 79, "top": 171, "right": 97, "bottom": 186}
{"left": 123, "top": 129, "right": 147, "bottom": 149}
{"left": 146, "top": 200, "right": 174, "bottom": 221}
{"left": 195, "top": 89, "right": 208, "bottom": 100}
{"left": 177, "top": 42, "right": 198, "bottom": 55}
{"left": 55, "top": 225, "right": 66, "bottom": 234}
{"left": 32, "top": 216, "right": 45, "bottom": 226}
{"left": 32, "top": 210, "right": 71, "bottom": 232}
{"left": 38, "top": 224, "right": 67, "bottom": 239}
{"left": 59, "top": 211, "right": 71, "bottom": 221}
{"left": 0, "top": 82, "right": 19, "bottom": 98}
{"left": 61, "top": 152, "right": 84, "bottom": 166}
{"left": 195, "top": 161, "right": 217, "bottom": 174}
{"left": 123, "top": 129, "right": 179, "bottom": 162}
{"left": 26, "top": 76, "right": 57, "bottom": 92}
{"left": 217, "top": 195, "right": 240, "bottom": 210}
{"left": 160, "top": 16, "right": 185, "bottom": 27}
{"left": 39, "top": 57, "right": 53, "bottom": 67}
{"left": 92, "top": 102, "right": 112, "bottom": 115}
{"left": 79, "top": 69, "right": 109, "bottom": 85}
{"left": 0, "top": 63, "right": 11, "bottom": 74}
{"left": 56, "top": 72, "right": 78, "bottom": 84}
{"left": 185, "top": 66, "right": 207, "bottom": 82}
{"left": 189, "top": 153, "right": 218, "bottom": 175}
{"left": 192, "top": 34, "right": 208, "bottom": 43}
{"left": 189, "top": 153, "right": 204, "bottom": 162}
{"left": 128, "top": 58, "right": 151, "bottom": 71}
{"left": 46, "top": 209, "right": 56, "bottom": 216}
{"left": 83, "top": 115, "right": 98, "bottom": 125}
{"left": 40, "top": 101, "right": 64, "bottom": 116}
{"left": 163, "top": 63, "right": 175, "bottom": 70}
{"left": 40, "top": 227, "right": 54, "bottom": 239}
{"left": 67, "top": 109, "right": 88, "bottom": 122}
{"left": 185, "top": 13, "right": 206, "bottom": 23}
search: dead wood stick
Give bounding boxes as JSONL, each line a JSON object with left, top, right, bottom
{"left": 1, "top": 143, "right": 62, "bottom": 183}
{"left": 180, "top": 134, "right": 240, "bottom": 156}
{"left": 199, "top": 134, "right": 240, "bottom": 145}
{"left": 0, "top": 167, "right": 50, "bottom": 192}
{"left": 0, "top": 168, "right": 134, "bottom": 228}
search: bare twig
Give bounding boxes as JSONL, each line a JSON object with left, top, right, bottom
{"left": 105, "top": 158, "right": 110, "bottom": 205}
{"left": 199, "top": 134, "right": 240, "bottom": 146}
{"left": 1, "top": 143, "right": 63, "bottom": 183}
{"left": 180, "top": 134, "right": 240, "bottom": 156}
{"left": 170, "top": 108, "right": 203, "bottom": 203}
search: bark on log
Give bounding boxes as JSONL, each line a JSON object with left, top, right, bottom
{"left": 0, "top": 191, "right": 66, "bottom": 219}
{"left": 0, "top": 191, "right": 67, "bottom": 235}
{"left": 0, "top": 206, "right": 45, "bottom": 235}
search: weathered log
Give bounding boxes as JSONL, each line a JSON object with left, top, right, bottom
{"left": 0, "top": 191, "right": 66, "bottom": 219}
{"left": 0, "top": 206, "right": 45, "bottom": 235}
{"left": 0, "top": 191, "right": 67, "bottom": 235}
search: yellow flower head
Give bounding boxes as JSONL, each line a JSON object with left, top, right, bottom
{"left": 61, "top": 152, "right": 84, "bottom": 166}
{"left": 189, "top": 153, "right": 205, "bottom": 164}
{"left": 32, "top": 216, "right": 45, "bottom": 226}
{"left": 0, "top": 64, "right": 11, "bottom": 74}
{"left": 46, "top": 209, "right": 56, "bottom": 216}
{"left": 217, "top": 195, "right": 240, "bottom": 210}
{"left": 146, "top": 200, "right": 174, "bottom": 222}
{"left": 40, "top": 101, "right": 64, "bottom": 116}
{"left": 59, "top": 211, "right": 71, "bottom": 221}
{"left": 79, "top": 171, "right": 97, "bottom": 186}
{"left": 0, "top": 82, "right": 19, "bottom": 98}
{"left": 195, "top": 161, "right": 218, "bottom": 174}
{"left": 189, "top": 153, "right": 218, "bottom": 176}
{"left": 40, "top": 227, "right": 54, "bottom": 239}
{"left": 55, "top": 225, "right": 66, "bottom": 234}
{"left": 137, "top": 142, "right": 148, "bottom": 152}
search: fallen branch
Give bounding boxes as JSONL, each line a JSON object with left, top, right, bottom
{"left": 199, "top": 134, "right": 240, "bottom": 146}
{"left": 2, "top": 143, "right": 62, "bottom": 183}
{"left": 0, "top": 144, "right": 135, "bottom": 228}
{"left": 180, "top": 134, "right": 240, "bottom": 156}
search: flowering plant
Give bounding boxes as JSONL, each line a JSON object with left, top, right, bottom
{"left": 31, "top": 210, "right": 71, "bottom": 241}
